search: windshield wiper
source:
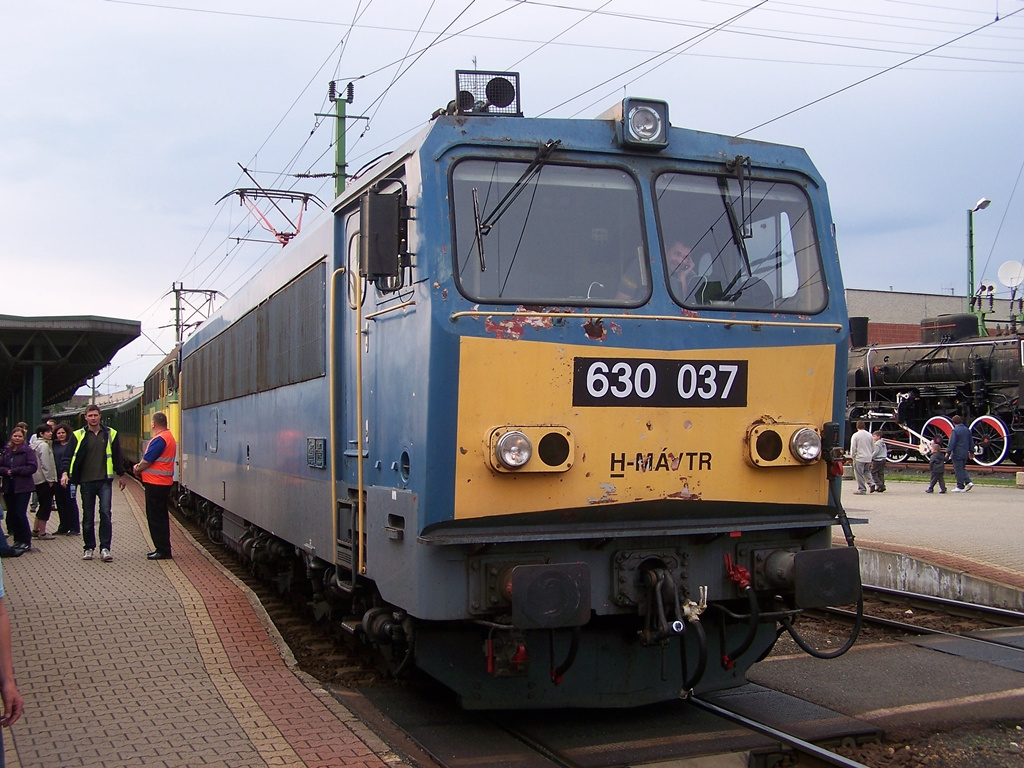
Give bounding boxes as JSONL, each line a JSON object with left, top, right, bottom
{"left": 719, "top": 179, "right": 751, "bottom": 274}
{"left": 471, "top": 188, "right": 486, "bottom": 272}
{"left": 471, "top": 139, "right": 562, "bottom": 271}
{"left": 716, "top": 175, "right": 753, "bottom": 301}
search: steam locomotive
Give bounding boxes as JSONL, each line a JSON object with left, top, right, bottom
{"left": 847, "top": 313, "right": 1024, "bottom": 465}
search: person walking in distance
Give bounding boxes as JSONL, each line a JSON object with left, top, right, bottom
{"left": 869, "top": 431, "right": 887, "bottom": 493}
{"left": 946, "top": 415, "right": 974, "bottom": 493}
{"left": 849, "top": 421, "right": 874, "bottom": 495}
{"left": 62, "top": 404, "right": 126, "bottom": 562}
{"left": 133, "top": 412, "right": 176, "bottom": 560}
{"left": 924, "top": 439, "right": 947, "bottom": 493}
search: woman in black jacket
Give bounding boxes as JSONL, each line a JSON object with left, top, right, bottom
{"left": 0, "top": 427, "right": 39, "bottom": 554}
{"left": 52, "top": 423, "right": 80, "bottom": 536}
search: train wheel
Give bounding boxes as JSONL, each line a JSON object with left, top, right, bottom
{"left": 921, "top": 416, "right": 954, "bottom": 455}
{"left": 969, "top": 415, "right": 1009, "bottom": 466}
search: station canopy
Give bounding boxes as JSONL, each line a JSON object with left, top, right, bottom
{"left": 0, "top": 314, "right": 141, "bottom": 428}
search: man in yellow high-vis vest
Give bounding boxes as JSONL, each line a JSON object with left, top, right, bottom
{"left": 63, "top": 404, "right": 127, "bottom": 562}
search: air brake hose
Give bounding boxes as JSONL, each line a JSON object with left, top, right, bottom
{"left": 829, "top": 471, "right": 856, "bottom": 547}
{"left": 679, "top": 620, "right": 708, "bottom": 694}
{"left": 721, "top": 586, "right": 759, "bottom": 670}
{"left": 770, "top": 464, "right": 863, "bottom": 657}
{"left": 779, "top": 474, "right": 864, "bottom": 657}
{"left": 781, "top": 590, "right": 863, "bottom": 659}
{"left": 549, "top": 627, "right": 581, "bottom": 685}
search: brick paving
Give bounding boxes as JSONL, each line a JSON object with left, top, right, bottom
{"left": 1, "top": 482, "right": 400, "bottom": 768}
{"left": 3, "top": 473, "right": 1017, "bottom": 765}
{"left": 838, "top": 476, "right": 1024, "bottom": 590}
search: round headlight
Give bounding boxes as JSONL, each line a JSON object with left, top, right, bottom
{"left": 627, "top": 106, "right": 662, "bottom": 142}
{"left": 790, "top": 428, "right": 822, "bottom": 462}
{"left": 496, "top": 431, "right": 532, "bottom": 469}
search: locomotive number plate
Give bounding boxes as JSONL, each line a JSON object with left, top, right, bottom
{"left": 572, "top": 357, "right": 748, "bottom": 408}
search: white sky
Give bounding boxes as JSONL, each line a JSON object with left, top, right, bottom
{"left": 2, "top": 0, "right": 1022, "bottom": 394}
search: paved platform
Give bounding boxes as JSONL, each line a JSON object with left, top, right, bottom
{"left": 756, "top": 477, "right": 1024, "bottom": 740}
{"left": 2, "top": 481, "right": 404, "bottom": 768}
{"left": 838, "top": 475, "right": 1024, "bottom": 592}
{"left": 1, "top": 475, "right": 1018, "bottom": 766}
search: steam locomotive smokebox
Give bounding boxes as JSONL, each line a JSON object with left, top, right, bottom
{"left": 920, "top": 314, "right": 980, "bottom": 343}
{"left": 849, "top": 317, "right": 869, "bottom": 348}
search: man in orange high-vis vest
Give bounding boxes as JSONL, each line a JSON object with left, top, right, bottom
{"left": 134, "top": 412, "right": 177, "bottom": 560}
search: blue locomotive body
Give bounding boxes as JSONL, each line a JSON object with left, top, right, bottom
{"left": 177, "top": 77, "right": 859, "bottom": 708}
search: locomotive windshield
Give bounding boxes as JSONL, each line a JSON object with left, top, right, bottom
{"left": 655, "top": 173, "right": 827, "bottom": 313}
{"left": 451, "top": 159, "right": 827, "bottom": 313}
{"left": 452, "top": 160, "right": 648, "bottom": 305}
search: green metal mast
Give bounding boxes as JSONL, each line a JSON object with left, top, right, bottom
{"left": 329, "top": 81, "right": 356, "bottom": 198}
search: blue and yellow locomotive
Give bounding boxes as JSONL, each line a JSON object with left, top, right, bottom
{"left": 176, "top": 73, "right": 860, "bottom": 708}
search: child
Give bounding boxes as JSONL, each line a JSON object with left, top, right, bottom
{"left": 870, "top": 431, "right": 887, "bottom": 492}
{"left": 925, "top": 439, "right": 946, "bottom": 493}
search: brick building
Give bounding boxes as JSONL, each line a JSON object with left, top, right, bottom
{"left": 846, "top": 289, "right": 966, "bottom": 346}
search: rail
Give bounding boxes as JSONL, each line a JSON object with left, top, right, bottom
{"left": 690, "top": 697, "right": 873, "bottom": 768}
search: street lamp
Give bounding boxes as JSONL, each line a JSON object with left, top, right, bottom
{"left": 967, "top": 197, "right": 991, "bottom": 308}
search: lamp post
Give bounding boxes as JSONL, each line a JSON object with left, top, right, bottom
{"left": 967, "top": 197, "right": 991, "bottom": 305}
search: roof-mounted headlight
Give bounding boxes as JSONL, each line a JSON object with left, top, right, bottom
{"left": 454, "top": 70, "right": 522, "bottom": 116}
{"left": 600, "top": 97, "right": 669, "bottom": 150}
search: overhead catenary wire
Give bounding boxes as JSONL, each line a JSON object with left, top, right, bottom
{"left": 166, "top": 0, "right": 1023, "bottom": 302}
{"left": 85, "top": 0, "right": 1024, "bottom": 392}
{"left": 977, "top": 154, "right": 1024, "bottom": 294}
{"left": 539, "top": 0, "right": 770, "bottom": 117}
{"left": 738, "top": 5, "right": 1024, "bottom": 135}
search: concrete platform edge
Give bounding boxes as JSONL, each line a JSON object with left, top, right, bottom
{"left": 858, "top": 545, "right": 1024, "bottom": 611}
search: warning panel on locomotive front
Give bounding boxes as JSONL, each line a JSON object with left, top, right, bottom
{"left": 572, "top": 357, "right": 748, "bottom": 408}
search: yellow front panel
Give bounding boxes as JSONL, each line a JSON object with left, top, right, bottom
{"left": 454, "top": 336, "right": 835, "bottom": 519}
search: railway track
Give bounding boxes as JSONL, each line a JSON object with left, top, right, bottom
{"left": 356, "top": 680, "right": 879, "bottom": 768}
{"left": 822, "top": 585, "right": 1024, "bottom": 638}
{"left": 170, "top": 504, "right": 394, "bottom": 690}
{"left": 171, "top": 503, "right": 882, "bottom": 767}
{"left": 174, "top": 502, "right": 1024, "bottom": 768}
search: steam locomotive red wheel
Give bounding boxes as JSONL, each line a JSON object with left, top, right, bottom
{"left": 921, "top": 416, "right": 954, "bottom": 456}
{"left": 969, "top": 415, "right": 1008, "bottom": 467}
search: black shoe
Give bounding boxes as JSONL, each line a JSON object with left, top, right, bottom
{"left": 0, "top": 549, "right": 22, "bottom": 558}
{"left": 147, "top": 551, "right": 172, "bottom": 560}
{"left": 12, "top": 543, "right": 31, "bottom": 554}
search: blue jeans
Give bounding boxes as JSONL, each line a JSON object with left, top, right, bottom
{"left": 951, "top": 456, "right": 971, "bottom": 489}
{"left": 79, "top": 479, "right": 113, "bottom": 551}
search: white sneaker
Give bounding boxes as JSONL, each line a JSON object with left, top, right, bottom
{"left": 100, "top": 548, "right": 113, "bottom": 562}
{"left": 952, "top": 487, "right": 966, "bottom": 493}
{"left": 82, "top": 549, "right": 94, "bottom": 560}
{"left": 965, "top": 482, "right": 974, "bottom": 491}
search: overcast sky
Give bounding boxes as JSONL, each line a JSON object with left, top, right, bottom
{"left": 2, "top": 0, "right": 1022, "bottom": 394}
